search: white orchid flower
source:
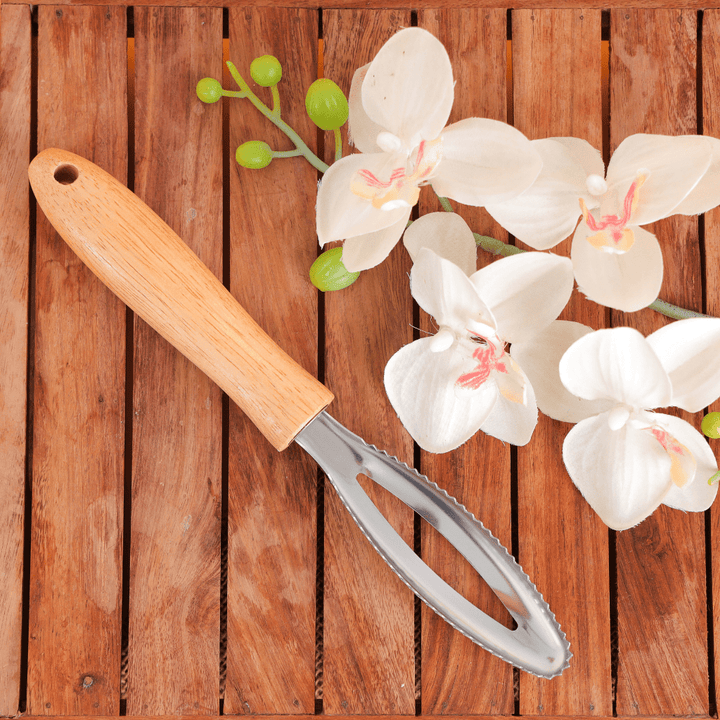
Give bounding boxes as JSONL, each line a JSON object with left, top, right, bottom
{"left": 484, "top": 134, "right": 720, "bottom": 312}
{"left": 316, "top": 27, "right": 543, "bottom": 272}
{"left": 515, "top": 321, "right": 720, "bottom": 530}
{"left": 383, "top": 213, "right": 574, "bottom": 452}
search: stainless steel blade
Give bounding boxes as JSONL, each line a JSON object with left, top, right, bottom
{"left": 296, "top": 411, "right": 571, "bottom": 679}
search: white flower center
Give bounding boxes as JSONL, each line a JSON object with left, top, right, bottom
{"left": 607, "top": 405, "right": 655, "bottom": 431}
{"left": 586, "top": 174, "right": 608, "bottom": 196}
{"left": 430, "top": 327, "right": 455, "bottom": 353}
{"left": 381, "top": 198, "right": 412, "bottom": 211}
{"left": 376, "top": 131, "right": 404, "bottom": 153}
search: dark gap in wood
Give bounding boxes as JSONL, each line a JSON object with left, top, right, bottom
{"left": 609, "top": 528, "right": 618, "bottom": 716}
{"left": 18, "top": 24, "right": 40, "bottom": 716}
{"left": 506, "top": 10, "right": 514, "bottom": 139}
{"left": 31, "top": 4, "right": 38, "bottom": 36}
{"left": 120, "top": 14, "right": 136, "bottom": 709}
{"left": 219, "top": 8, "right": 231, "bottom": 710}
{"left": 601, "top": 7, "right": 609, "bottom": 40}
{"left": 601, "top": 10, "right": 610, "bottom": 169}
{"left": 510, "top": 444, "right": 520, "bottom": 714}
{"left": 604, "top": 9, "right": 612, "bottom": 167}
{"left": 411, "top": 8, "right": 417, "bottom": 26}
{"left": 706, "top": 507, "right": 717, "bottom": 717}
{"left": 219, "top": 387, "right": 229, "bottom": 710}
{"left": 315, "top": 10, "right": 325, "bottom": 712}
{"left": 697, "top": 10, "right": 708, "bottom": 317}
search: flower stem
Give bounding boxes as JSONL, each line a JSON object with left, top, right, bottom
{"left": 272, "top": 148, "right": 304, "bottom": 159}
{"left": 227, "top": 61, "right": 329, "bottom": 173}
{"left": 646, "top": 298, "right": 710, "bottom": 320}
{"left": 436, "top": 195, "right": 454, "bottom": 213}
{"left": 270, "top": 85, "right": 281, "bottom": 117}
{"left": 473, "top": 233, "right": 525, "bottom": 256}
{"left": 334, "top": 128, "right": 343, "bottom": 162}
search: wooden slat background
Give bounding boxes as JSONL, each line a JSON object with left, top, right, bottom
{"left": 1, "top": 4, "right": 719, "bottom": 718}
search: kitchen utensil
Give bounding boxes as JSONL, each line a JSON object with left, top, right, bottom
{"left": 29, "top": 148, "right": 571, "bottom": 678}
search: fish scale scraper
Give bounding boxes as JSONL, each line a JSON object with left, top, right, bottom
{"left": 29, "top": 148, "right": 571, "bottom": 678}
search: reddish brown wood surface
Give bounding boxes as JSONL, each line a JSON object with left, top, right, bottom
{"left": 29, "top": 5, "right": 127, "bottom": 714}
{"left": 415, "top": 8, "right": 515, "bottom": 715}
{"left": 8, "top": 0, "right": 720, "bottom": 9}
{"left": 322, "top": 9, "right": 416, "bottom": 714}
{"left": 127, "top": 7, "right": 223, "bottom": 713}
{"left": 0, "top": 4, "right": 30, "bottom": 714}
{"left": 705, "top": 10, "right": 720, "bottom": 709}
{"left": 3, "top": 4, "right": 720, "bottom": 716}
{"left": 225, "top": 7, "right": 319, "bottom": 714}
{"left": 512, "top": 10, "right": 612, "bottom": 716}
{"left": 610, "top": 9, "right": 708, "bottom": 715}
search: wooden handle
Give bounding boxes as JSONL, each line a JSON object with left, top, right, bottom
{"left": 29, "top": 148, "right": 333, "bottom": 451}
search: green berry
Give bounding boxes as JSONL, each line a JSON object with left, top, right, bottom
{"left": 305, "top": 79, "right": 349, "bottom": 131}
{"left": 702, "top": 412, "right": 720, "bottom": 439}
{"left": 310, "top": 247, "right": 360, "bottom": 291}
{"left": 196, "top": 77, "right": 223, "bottom": 103}
{"left": 236, "top": 141, "right": 273, "bottom": 169}
{"left": 250, "top": 55, "right": 283, "bottom": 87}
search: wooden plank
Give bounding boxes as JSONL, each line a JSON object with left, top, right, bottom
{"left": 12, "top": 0, "right": 720, "bottom": 11}
{"left": 0, "top": 4, "right": 31, "bottom": 715}
{"left": 322, "top": 9, "right": 416, "bottom": 714}
{"left": 609, "top": 9, "right": 708, "bottom": 715}
{"left": 28, "top": 6, "right": 127, "bottom": 714}
{"left": 224, "top": 7, "right": 319, "bottom": 714}
{"left": 126, "top": 7, "right": 223, "bottom": 714}
{"left": 704, "top": 9, "right": 720, "bottom": 708}
{"left": 414, "top": 9, "right": 514, "bottom": 715}
{"left": 511, "top": 9, "right": 612, "bottom": 715}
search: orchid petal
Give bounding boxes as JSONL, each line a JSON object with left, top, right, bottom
{"left": 483, "top": 138, "right": 592, "bottom": 249}
{"left": 469, "top": 251, "right": 574, "bottom": 343}
{"left": 646, "top": 317, "right": 720, "bottom": 412}
{"left": 362, "top": 28, "right": 454, "bottom": 148}
{"left": 670, "top": 137, "right": 720, "bottom": 216}
{"left": 559, "top": 326, "right": 672, "bottom": 409}
{"left": 550, "top": 136, "right": 605, "bottom": 179}
{"left": 411, "top": 248, "right": 495, "bottom": 331}
{"left": 347, "top": 64, "right": 383, "bottom": 154}
{"left": 655, "top": 413, "right": 719, "bottom": 511}
{"left": 511, "top": 320, "right": 615, "bottom": 423}
{"left": 431, "top": 119, "right": 543, "bottom": 206}
{"left": 571, "top": 222, "right": 663, "bottom": 312}
{"left": 341, "top": 212, "right": 411, "bottom": 271}
{"left": 479, "top": 360, "right": 538, "bottom": 446}
{"left": 605, "top": 134, "right": 713, "bottom": 226}
{"left": 316, "top": 152, "right": 413, "bottom": 246}
{"left": 403, "top": 212, "right": 477, "bottom": 276}
{"left": 384, "top": 336, "right": 498, "bottom": 453}
{"left": 562, "top": 411, "right": 673, "bottom": 530}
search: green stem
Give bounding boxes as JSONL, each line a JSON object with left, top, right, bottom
{"left": 272, "top": 148, "right": 304, "bottom": 159}
{"left": 436, "top": 195, "right": 454, "bottom": 213}
{"left": 473, "top": 233, "right": 525, "bottom": 257}
{"left": 227, "top": 61, "right": 329, "bottom": 173}
{"left": 270, "top": 85, "right": 281, "bottom": 117}
{"left": 334, "top": 128, "right": 343, "bottom": 162}
{"left": 646, "top": 299, "right": 710, "bottom": 320}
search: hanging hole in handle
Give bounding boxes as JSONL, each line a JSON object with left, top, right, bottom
{"left": 54, "top": 164, "right": 79, "bottom": 185}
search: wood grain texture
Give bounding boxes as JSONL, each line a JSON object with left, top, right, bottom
{"left": 609, "top": 9, "right": 708, "bottom": 715}
{"left": 415, "top": 9, "right": 514, "bottom": 715}
{"left": 225, "top": 7, "right": 319, "bottom": 714}
{"left": 12, "top": 0, "right": 720, "bottom": 9}
{"left": 0, "top": 4, "right": 30, "bottom": 714}
{"left": 704, "top": 10, "right": 720, "bottom": 708}
{"left": 322, "top": 9, "right": 416, "bottom": 714}
{"left": 127, "top": 8, "right": 223, "bottom": 713}
{"left": 28, "top": 6, "right": 127, "bottom": 714}
{"left": 512, "top": 9, "right": 612, "bottom": 716}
